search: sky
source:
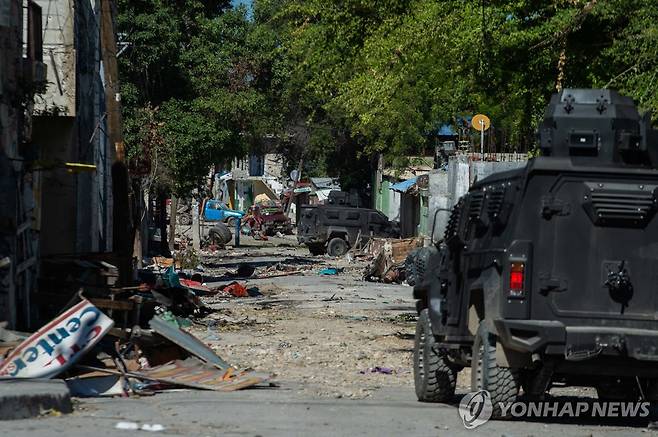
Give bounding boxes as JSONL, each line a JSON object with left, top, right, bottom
{"left": 231, "top": 0, "right": 253, "bottom": 8}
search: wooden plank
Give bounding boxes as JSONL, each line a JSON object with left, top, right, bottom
{"left": 87, "top": 298, "right": 134, "bottom": 311}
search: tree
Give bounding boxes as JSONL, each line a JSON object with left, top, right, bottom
{"left": 119, "top": 0, "right": 278, "bottom": 196}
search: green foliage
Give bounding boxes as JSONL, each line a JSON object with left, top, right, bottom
{"left": 119, "top": 0, "right": 658, "bottom": 194}
{"left": 119, "top": 1, "right": 276, "bottom": 196}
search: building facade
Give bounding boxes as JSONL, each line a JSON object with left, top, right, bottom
{"left": 0, "top": 0, "right": 47, "bottom": 328}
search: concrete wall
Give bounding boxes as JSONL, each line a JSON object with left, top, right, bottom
{"left": 426, "top": 156, "right": 527, "bottom": 242}
{"left": 33, "top": 0, "right": 75, "bottom": 115}
{"left": 34, "top": 0, "right": 113, "bottom": 255}
{"left": 0, "top": 0, "right": 42, "bottom": 327}
{"left": 0, "top": 0, "right": 23, "bottom": 326}
{"left": 32, "top": 116, "right": 77, "bottom": 255}
{"left": 428, "top": 171, "right": 450, "bottom": 241}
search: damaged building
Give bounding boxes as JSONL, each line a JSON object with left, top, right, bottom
{"left": 0, "top": 0, "right": 47, "bottom": 328}
{"left": 0, "top": 0, "right": 125, "bottom": 329}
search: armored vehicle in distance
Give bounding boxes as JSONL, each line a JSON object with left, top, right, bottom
{"left": 298, "top": 205, "right": 399, "bottom": 256}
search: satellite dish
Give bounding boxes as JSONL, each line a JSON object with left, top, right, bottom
{"left": 472, "top": 114, "right": 491, "bottom": 131}
{"left": 290, "top": 169, "right": 299, "bottom": 181}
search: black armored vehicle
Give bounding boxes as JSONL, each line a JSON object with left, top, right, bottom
{"left": 411, "top": 89, "right": 658, "bottom": 415}
{"left": 298, "top": 205, "right": 399, "bottom": 256}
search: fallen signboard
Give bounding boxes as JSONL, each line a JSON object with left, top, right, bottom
{"left": 0, "top": 300, "right": 114, "bottom": 378}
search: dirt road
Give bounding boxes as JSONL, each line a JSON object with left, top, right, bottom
{"left": 6, "top": 237, "right": 656, "bottom": 436}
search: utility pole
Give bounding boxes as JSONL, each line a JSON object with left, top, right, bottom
{"left": 101, "top": 0, "right": 133, "bottom": 283}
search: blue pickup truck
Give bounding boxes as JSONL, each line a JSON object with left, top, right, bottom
{"left": 202, "top": 200, "right": 244, "bottom": 226}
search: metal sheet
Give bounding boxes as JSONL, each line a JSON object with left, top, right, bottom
{"left": 149, "top": 316, "right": 230, "bottom": 369}
{"left": 136, "top": 358, "right": 269, "bottom": 392}
{"left": 66, "top": 374, "right": 127, "bottom": 397}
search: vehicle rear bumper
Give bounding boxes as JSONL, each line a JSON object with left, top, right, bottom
{"left": 297, "top": 236, "right": 324, "bottom": 245}
{"left": 494, "top": 319, "right": 658, "bottom": 361}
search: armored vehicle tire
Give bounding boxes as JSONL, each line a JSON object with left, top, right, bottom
{"left": 471, "top": 321, "right": 520, "bottom": 418}
{"left": 413, "top": 309, "right": 457, "bottom": 402}
{"left": 209, "top": 224, "right": 232, "bottom": 245}
{"left": 307, "top": 244, "right": 326, "bottom": 256}
{"left": 405, "top": 249, "right": 421, "bottom": 286}
{"left": 327, "top": 237, "right": 348, "bottom": 257}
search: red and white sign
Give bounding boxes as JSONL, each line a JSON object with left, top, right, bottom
{"left": 0, "top": 300, "right": 114, "bottom": 379}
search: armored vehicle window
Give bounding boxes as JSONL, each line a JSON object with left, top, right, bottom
{"left": 346, "top": 211, "right": 360, "bottom": 220}
{"left": 326, "top": 210, "right": 340, "bottom": 220}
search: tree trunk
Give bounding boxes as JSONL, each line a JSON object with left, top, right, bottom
{"left": 169, "top": 195, "right": 177, "bottom": 252}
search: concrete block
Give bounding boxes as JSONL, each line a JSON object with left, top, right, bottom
{"left": 0, "top": 379, "right": 72, "bottom": 420}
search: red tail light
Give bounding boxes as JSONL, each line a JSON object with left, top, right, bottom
{"left": 509, "top": 262, "right": 525, "bottom": 298}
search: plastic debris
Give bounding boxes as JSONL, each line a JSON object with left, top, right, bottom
{"left": 319, "top": 267, "right": 343, "bottom": 275}
{"left": 359, "top": 366, "right": 395, "bottom": 375}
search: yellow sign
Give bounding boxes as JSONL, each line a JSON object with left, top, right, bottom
{"left": 472, "top": 114, "right": 491, "bottom": 132}
{"left": 65, "top": 162, "right": 97, "bottom": 174}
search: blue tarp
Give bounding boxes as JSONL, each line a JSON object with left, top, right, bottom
{"left": 438, "top": 124, "right": 457, "bottom": 136}
{"left": 389, "top": 177, "right": 418, "bottom": 193}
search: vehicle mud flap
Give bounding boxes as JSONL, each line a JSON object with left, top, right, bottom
{"left": 480, "top": 268, "right": 503, "bottom": 335}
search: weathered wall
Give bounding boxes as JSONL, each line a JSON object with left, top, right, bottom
{"left": 428, "top": 170, "right": 449, "bottom": 241}
{"left": 32, "top": 117, "right": 76, "bottom": 255}
{"left": 33, "top": 0, "right": 75, "bottom": 115}
{"left": 0, "top": 0, "right": 41, "bottom": 327}
{"left": 427, "top": 156, "right": 528, "bottom": 242}
{"left": 0, "top": 0, "right": 22, "bottom": 326}
{"left": 35, "top": 0, "right": 113, "bottom": 255}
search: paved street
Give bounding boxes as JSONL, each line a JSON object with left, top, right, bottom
{"left": 3, "top": 239, "right": 657, "bottom": 436}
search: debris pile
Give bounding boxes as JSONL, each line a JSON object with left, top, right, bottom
{"left": 0, "top": 261, "right": 271, "bottom": 402}
{"left": 363, "top": 238, "right": 424, "bottom": 284}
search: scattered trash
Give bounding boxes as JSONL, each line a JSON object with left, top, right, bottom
{"left": 179, "top": 278, "right": 211, "bottom": 294}
{"left": 359, "top": 366, "right": 395, "bottom": 375}
{"left": 236, "top": 263, "right": 256, "bottom": 277}
{"left": 134, "top": 357, "right": 269, "bottom": 391}
{"left": 0, "top": 300, "right": 114, "bottom": 378}
{"left": 254, "top": 270, "right": 304, "bottom": 279}
{"left": 222, "top": 282, "right": 249, "bottom": 297}
{"left": 152, "top": 257, "right": 175, "bottom": 268}
{"left": 319, "top": 267, "right": 343, "bottom": 276}
{"left": 364, "top": 237, "right": 423, "bottom": 284}
{"left": 322, "top": 293, "right": 343, "bottom": 302}
{"left": 142, "top": 424, "right": 166, "bottom": 432}
{"left": 157, "top": 310, "right": 192, "bottom": 328}
{"left": 115, "top": 422, "right": 165, "bottom": 432}
{"left": 345, "top": 315, "right": 368, "bottom": 321}
{"left": 393, "top": 313, "right": 417, "bottom": 322}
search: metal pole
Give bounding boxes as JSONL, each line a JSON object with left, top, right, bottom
{"left": 235, "top": 218, "right": 241, "bottom": 247}
{"left": 480, "top": 120, "right": 484, "bottom": 160}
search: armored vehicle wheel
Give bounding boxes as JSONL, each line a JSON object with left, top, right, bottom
{"left": 471, "top": 321, "right": 520, "bottom": 418}
{"left": 413, "top": 309, "right": 457, "bottom": 402}
{"left": 327, "top": 237, "right": 348, "bottom": 257}
{"left": 307, "top": 244, "right": 326, "bottom": 256}
{"left": 209, "top": 224, "right": 232, "bottom": 245}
